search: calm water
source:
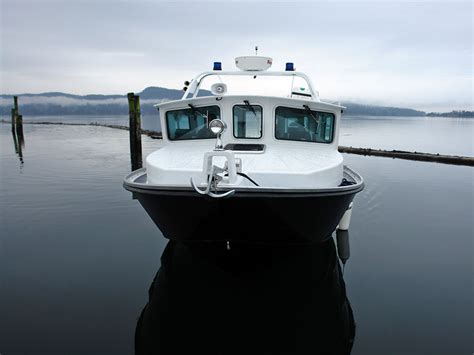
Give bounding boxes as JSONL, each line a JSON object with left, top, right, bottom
{"left": 21, "top": 114, "right": 160, "bottom": 132}
{"left": 340, "top": 115, "right": 474, "bottom": 156}
{"left": 0, "top": 116, "right": 473, "bottom": 354}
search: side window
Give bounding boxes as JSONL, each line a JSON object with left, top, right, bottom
{"left": 166, "top": 106, "right": 220, "bottom": 140}
{"left": 275, "top": 106, "right": 334, "bottom": 143}
{"left": 233, "top": 105, "right": 263, "bottom": 139}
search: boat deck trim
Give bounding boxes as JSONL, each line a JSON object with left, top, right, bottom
{"left": 123, "top": 166, "right": 364, "bottom": 197}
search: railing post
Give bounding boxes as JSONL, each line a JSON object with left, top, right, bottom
{"left": 127, "top": 93, "right": 143, "bottom": 171}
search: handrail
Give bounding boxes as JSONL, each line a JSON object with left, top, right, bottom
{"left": 182, "top": 71, "right": 319, "bottom": 101}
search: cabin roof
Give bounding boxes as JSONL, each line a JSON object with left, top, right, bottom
{"left": 155, "top": 95, "right": 345, "bottom": 112}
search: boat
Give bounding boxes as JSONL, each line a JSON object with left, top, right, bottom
{"left": 124, "top": 55, "right": 364, "bottom": 244}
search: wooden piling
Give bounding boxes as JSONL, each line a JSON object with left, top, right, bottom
{"left": 127, "top": 93, "right": 143, "bottom": 171}
{"left": 11, "top": 108, "right": 16, "bottom": 133}
{"left": 11, "top": 96, "right": 21, "bottom": 134}
{"left": 12, "top": 95, "right": 24, "bottom": 141}
{"left": 10, "top": 96, "right": 24, "bottom": 163}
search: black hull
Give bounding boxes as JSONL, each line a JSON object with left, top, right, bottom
{"left": 132, "top": 189, "right": 355, "bottom": 243}
{"left": 124, "top": 167, "right": 364, "bottom": 244}
{"left": 135, "top": 239, "right": 355, "bottom": 354}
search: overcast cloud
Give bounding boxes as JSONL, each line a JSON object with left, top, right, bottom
{"left": 0, "top": 0, "right": 472, "bottom": 111}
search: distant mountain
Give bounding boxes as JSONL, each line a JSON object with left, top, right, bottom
{"left": 341, "top": 102, "right": 425, "bottom": 117}
{"left": 426, "top": 110, "right": 474, "bottom": 118}
{"left": 0, "top": 87, "right": 465, "bottom": 118}
{"left": 0, "top": 87, "right": 185, "bottom": 116}
{"left": 0, "top": 86, "right": 217, "bottom": 116}
{"left": 0, "top": 87, "right": 178, "bottom": 101}
{"left": 12, "top": 92, "right": 125, "bottom": 100}
{"left": 138, "top": 86, "right": 184, "bottom": 100}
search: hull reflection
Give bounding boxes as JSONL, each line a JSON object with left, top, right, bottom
{"left": 136, "top": 239, "right": 355, "bottom": 354}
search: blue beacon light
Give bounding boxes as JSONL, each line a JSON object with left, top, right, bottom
{"left": 285, "top": 62, "right": 295, "bottom": 71}
{"left": 213, "top": 62, "right": 222, "bottom": 71}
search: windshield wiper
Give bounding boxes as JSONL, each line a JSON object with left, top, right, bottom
{"left": 303, "top": 105, "right": 320, "bottom": 125}
{"left": 244, "top": 100, "right": 257, "bottom": 116}
{"left": 188, "top": 104, "right": 208, "bottom": 120}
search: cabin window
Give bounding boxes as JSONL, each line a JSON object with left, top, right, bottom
{"left": 233, "top": 104, "right": 263, "bottom": 139}
{"left": 166, "top": 105, "right": 221, "bottom": 140}
{"left": 275, "top": 106, "right": 335, "bottom": 143}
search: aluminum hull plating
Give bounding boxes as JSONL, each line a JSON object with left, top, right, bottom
{"left": 124, "top": 167, "right": 364, "bottom": 244}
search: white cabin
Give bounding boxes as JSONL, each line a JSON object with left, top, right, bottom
{"left": 146, "top": 58, "right": 345, "bottom": 190}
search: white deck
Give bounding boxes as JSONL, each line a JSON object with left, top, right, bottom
{"left": 146, "top": 142, "right": 343, "bottom": 188}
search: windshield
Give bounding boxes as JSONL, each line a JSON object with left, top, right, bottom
{"left": 233, "top": 104, "right": 263, "bottom": 139}
{"left": 275, "top": 106, "right": 335, "bottom": 143}
{"left": 166, "top": 105, "right": 220, "bottom": 140}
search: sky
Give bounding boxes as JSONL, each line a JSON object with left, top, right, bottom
{"left": 0, "top": 0, "right": 472, "bottom": 111}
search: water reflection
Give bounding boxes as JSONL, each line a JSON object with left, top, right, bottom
{"left": 11, "top": 123, "right": 25, "bottom": 164}
{"left": 336, "top": 230, "right": 350, "bottom": 267}
{"left": 136, "top": 239, "right": 355, "bottom": 355}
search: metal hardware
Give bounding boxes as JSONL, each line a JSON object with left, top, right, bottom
{"left": 181, "top": 70, "right": 320, "bottom": 101}
{"left": 190, "top": 165, "right": 235, "bottom": 199}
{"left": 214, "top": 135, "right": 224, "bottom": 151}
{"left": 224, "top": 158, "right": 242, "bottom": 174}
{"left": 235, "top": 158, "right": 242, "bottom": 173}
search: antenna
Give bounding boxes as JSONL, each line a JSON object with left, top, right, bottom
{"left": 255, "top": 46, "right": 258, "bottom": 55}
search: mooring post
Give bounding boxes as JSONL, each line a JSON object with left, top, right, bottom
{"left": 13, "top": 96, "right": 24, "bottom": 144}
{"left": 11, "top": 96, "right": 18, "bottom": 132}
{"left": 11, "top": 108, "right": 16, "bottom": 134}
{"left": 127, "top": 93, "right": 143, "bottom": 171}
